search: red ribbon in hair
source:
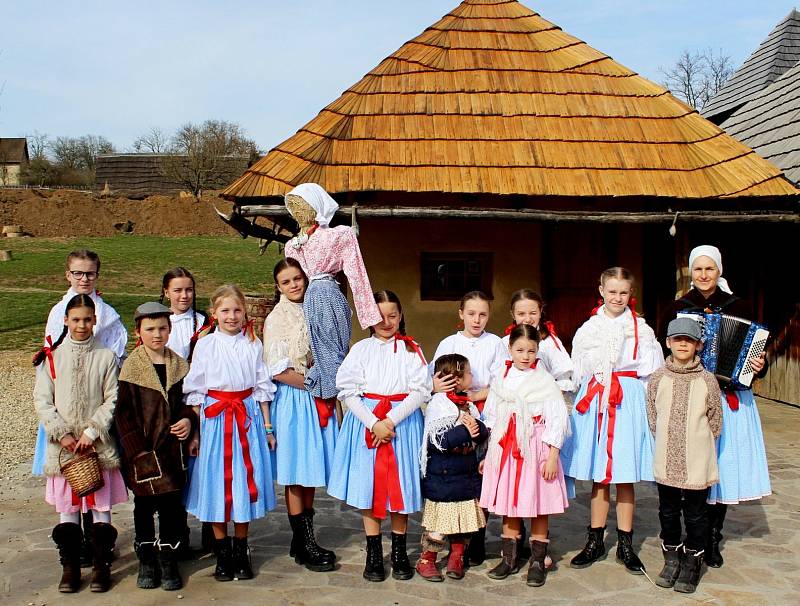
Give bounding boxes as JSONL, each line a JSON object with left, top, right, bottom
{"left": 204, "top": 388, "right": 259, "bottom": 521}
{"left": 503, "top": 322, "right": 516, "bottom": 336}
{"left": 575, "top": 370, "right": 638, "bottom": 484}
{"left": 363, "top": 392, "right": 408, "bottom": 519}
{"left": 394, "top": 334, "right": 427, "bottom": 366}
{"left": 503, "top": 359, "right": 538, "bottom": 378}
{"left": 35, "top": 336, "right": 57, "bottom": 379}
{"left": 543, "top": 321, "right": 561, "bottom": 351}
{"left": 190, "top": 317, "right": 215, "bottom": 344}
{"left": 314, "top": 397, "right": 336, "bottom": 427}
{"left": 241, "top": 318, "right": 255, "bottom": 340}
{"left": 306, "top": 223, "right": 319, "bottom": 237}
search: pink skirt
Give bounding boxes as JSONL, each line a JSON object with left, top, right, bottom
{"left": 45, "top": 469, "right": 129, "bottom": 513}
{"left": 480, "top": 421, "right": 569, "bottom": 518}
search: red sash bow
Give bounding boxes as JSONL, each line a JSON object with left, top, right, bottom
{"left": 205, "top": 388, "right": 259, "bottom": 521}
{"left": 574, "top": 370, "right": 638, "bottom": 485}
{"left": 36, "top": 336, "right": 57, "bottom": 379}
{"left": 394, "top": 334, "right": 427, "bottom": 366}
{"left": 363, "top": 392, "right": 408, "bottom": 519}
{"left": 314, "top": 397, "right": 336, "bottom": 427}
{"left": 71, "top": 488, "right": 96, "bottom": 508}
{"left": 723, "top": 390, "right": 740, "bottom": 411}
{"left": 495, "top": 414, "right": 524, "bottom": 507}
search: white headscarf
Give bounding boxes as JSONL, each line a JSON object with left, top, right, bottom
{"left": 285, "top": 183, "right": 339, "bottom": 227}
{"left": 689, "top": 245, "right": 732, "bottom": 294}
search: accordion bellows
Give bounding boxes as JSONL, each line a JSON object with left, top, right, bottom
{"left": 678, "top": 312, "right": 769, "bottom": 388}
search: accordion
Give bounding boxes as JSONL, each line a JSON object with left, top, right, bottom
{"left": 677, "top": 312, "right": 769, "bottom": 388}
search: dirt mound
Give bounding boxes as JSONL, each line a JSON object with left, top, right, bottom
{"left": 0, "top": 188, "right": 240, "bottom": 237}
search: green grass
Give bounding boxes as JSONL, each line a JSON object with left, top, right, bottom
{"left": 0, "top": 235, "right": 281, "bottom": 351}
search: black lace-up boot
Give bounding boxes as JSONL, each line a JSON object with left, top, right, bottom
{"left": 569, "top": 526, "right": 606, "bottom": 569}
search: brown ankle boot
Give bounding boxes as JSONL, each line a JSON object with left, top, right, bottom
{"left": 90, "top": 523, "right": 117, "bottom": 592}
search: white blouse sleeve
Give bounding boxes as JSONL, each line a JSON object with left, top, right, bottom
{"left": 541, "top": 397, "right": 570, "bottom": 449}
{"left": 104, "top": 316, "right": 129, "bottom": 363}
{"left": 183, "top": 341, "right": 208, "bottom": 406}
{"left": 634, "top": 322, "right": 665, "bottom": 380}
{"left": 481, "top": 390, "right": 498, "bottom": 430}
{"left": 387, "top": 354, "right": 432, "bottom": 426}
{"left": 252, "top": 338, "right": 276, "bottom": 402}
{"left": 336, "top": 346, "right": 379, "bottom": 430}
{"left": 266, "top": 340, "right": 292, "bottom": 379}
{"left": 540, "top": 337, "right": 575, "bottom": 392}
{"left": 44, "top": 303, "right": 66, "bottom": 345}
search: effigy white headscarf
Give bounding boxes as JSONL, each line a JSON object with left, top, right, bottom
{"left": 689, "top": 245, "right": 732, "bottom": 294}
{"left": 285, "top": 183, "right": 339, "bottom": 227}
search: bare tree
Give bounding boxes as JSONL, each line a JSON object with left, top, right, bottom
{"left": 48, "top": 134, "right": 115, "bottom": 185}
{"left": 659, "top": 48, "right": 734, "bottom": 110}
{"left": 162, "top": 119, "right": 258, "bottom": 196}
{"left": 132, "top": 127, "right": 168, "bottom": 153}
{"left": 26, "top": 131, "right": 50, "bottom": 161}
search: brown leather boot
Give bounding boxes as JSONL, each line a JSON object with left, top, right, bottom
{"left": 52, "top": 523, "right": 82, "bottom": 593}
{"left": 90, "top": 523, "right": 117, "bottom": 592}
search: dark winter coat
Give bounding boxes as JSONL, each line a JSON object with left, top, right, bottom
{"left": 114, "top": 346, "right": 197, "bottom": 496}
{"left": 422, "top": 421, "right": 489, "bottom": 503}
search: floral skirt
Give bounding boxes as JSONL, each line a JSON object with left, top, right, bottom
{"left": 421, "top": 499, "right": 485, "bottom": 535}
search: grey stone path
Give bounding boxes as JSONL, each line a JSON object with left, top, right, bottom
{"left": 1, "top": 398, "right": 798, "bottom": 606}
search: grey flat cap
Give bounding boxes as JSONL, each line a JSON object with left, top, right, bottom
{"left": 667, "top": 317, "right": 702, "bottom": 341}
{"left": 134, "top": 301, "right": 172, "bottom": 321}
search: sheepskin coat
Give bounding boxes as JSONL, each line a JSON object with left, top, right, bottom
{"left": 33, "top": 335, "right": 120, "bottom": 476}
{"left": 115, "top": 345, "right": 197, "bottom": 496}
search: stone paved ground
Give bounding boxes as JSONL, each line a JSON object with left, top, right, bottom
{"left": 1, "top": 399, "right": 798, "bottom": 606}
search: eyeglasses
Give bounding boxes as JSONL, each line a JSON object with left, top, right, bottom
{"left": 68, "top": 271, "right": 98, "bottom": 280}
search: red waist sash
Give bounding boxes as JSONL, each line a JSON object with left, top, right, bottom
{"left": 575, "top": 371, "right": 638, "bottom": 485}
{"left": 723, "top": 389, "right": 740, "bottom": 411}
{"left": 205, "top": 388, "right": 258, "bottom": 521}
{"left": 363, "top": 392, "right": 408, "bottom": 519}
{"left": 494, "top": 414, "right": 543, "bottom": 507}
{"left": 314, "top": 397, "right": 336, "bottom": 428}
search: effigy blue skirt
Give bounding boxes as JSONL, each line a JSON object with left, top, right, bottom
{"left": 561, "top": 376, "right": 654, "bottom": 484}
{"left": 303, "top": 277, "right": 352, "bottom": 400}
{"left": 270, "top": 383, "right": 337, "bottom": 487}
{"left": 328, "top": 396, "right": 423, "bottom": 514}
{"left": 32, "top": 423, "right": 47, "bottom": 476}
{"left": 707, "top": 389, "right": 771, "bottom": 504}
{"left": 185, "top": 393, "right": 276, "bottom": 523}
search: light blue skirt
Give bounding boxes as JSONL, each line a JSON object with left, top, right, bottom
{"left": 270, "top": 383, "right": 337, "bottom": 487}
{"left": 707, "top": 389, "right": 771, "bottom": 504}
{"left": 185, "top": 393, "right": 276, "bottom": 523}
{"left": 32, "top": 423, "right": 47, "bottom": 476}
{"left": 561, "top": 376, "right": 654, "bottom": 484}
{"left": 328, "top": 396, "right": 423, "bottom": 514}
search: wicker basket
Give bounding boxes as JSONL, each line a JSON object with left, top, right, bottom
{"left": 59, "top": 448, "right": 105, "bottom": 497}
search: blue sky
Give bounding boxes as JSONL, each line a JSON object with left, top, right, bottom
{"left": 0, "top": 1, "right": 794, "bottom": 151}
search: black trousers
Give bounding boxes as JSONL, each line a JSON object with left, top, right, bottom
{"left": 657, "top": 483, "right": 709, "bottom": 551}
{"left": 133, "top": 492, "right": 184, "bottom": 545}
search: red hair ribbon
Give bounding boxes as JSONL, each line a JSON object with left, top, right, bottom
{"left": 503, "top": 359, "right": 537, "bottom": 378}
{"left": 503, "top": 322, "right": 516, "bottom": 336}
{"left": 306, "top": 223, "right": 319, "bottom": 237}
{"left": 363, "top": 392, "right": 409, "bottom": 519}
{"left": 134, "top": 337, "right": 143, "bottom": 348}
{"left": 35, "top": 336, "right": 57, "bottom": 379}
{"left": 242, "top": 318, "right": 256, "bottom": 340}
{"left": 190, "top": 317, "right": 215, "bottom": 343}
{"left": 590, "top": 298, "right": 604, "bottom": 316}
{"left": 95, "top": 289, "right": 103, "bottom": 297}
{"left": 394, "top": 334, "right": 427, "bottom": 366}
{"left": 205, "top": 388, "right": 259, "bottom": 521}
{"left": 629, "top": 297, "right": 639, "bottom": 360}
{"left": 543, "top": 321, "right": 561, "bottom": 351}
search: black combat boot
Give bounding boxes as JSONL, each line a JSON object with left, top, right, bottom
{"left": 213, "top": 536, "right": 234, "bottom": 582}
{"left": 390, "top": 532, "right": 414, "bottom": 580}
{"left": 466, "top": 525, "right": 486, "bottom": 565}
{"left": 705, "top": 503, "right": 726, "bottom": 568}
{"left": 616, "top": 528, "right": 645, "bottom": 574}
{"left": 291, "top": 510, "right": 335, "bottom": 571}
{"left": 363, "top": 534, "right": 386, "bottom": 582}
{"left": 232, "top": 537, "right": 254, "bottom": 580}
{"left": 569, "top": 526, "right": 606, "bottom": 569}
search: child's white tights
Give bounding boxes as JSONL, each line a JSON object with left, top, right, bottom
{"left": 59, "top": 510, "right": 111, "bottom": 524}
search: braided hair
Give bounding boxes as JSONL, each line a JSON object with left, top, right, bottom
{"left": 33, "top": 294, "right": 95, "bottom": 367}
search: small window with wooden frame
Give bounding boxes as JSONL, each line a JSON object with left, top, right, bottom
{"left": 420, "top": 252, "right": 493, "bottom": 301}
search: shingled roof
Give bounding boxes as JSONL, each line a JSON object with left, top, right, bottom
{"left": 703, "top": 9, "right": 800, "bottom": 125}
{"left": 223, "top": 0, "right": 798, "bottom": 202}
{"left": 720, "top": 62, "right": 800, "bottom": 185}
{"left": 0, "top": 138, "right": 29, "bottom": 163}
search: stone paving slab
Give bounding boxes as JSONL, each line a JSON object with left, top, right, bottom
{"left": 1, "top": 398, "right": 798, "bottom": 606}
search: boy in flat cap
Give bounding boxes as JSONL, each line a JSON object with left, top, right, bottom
{"left": 646, "top": 317, "right": 722, "bottom": 594}
{"left": 114, "top": 302, "right": 198, "bottom": 591}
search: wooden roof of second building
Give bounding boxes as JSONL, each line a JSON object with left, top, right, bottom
{"left": 224, "top": 0, "right": 799, "bottom": 202}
